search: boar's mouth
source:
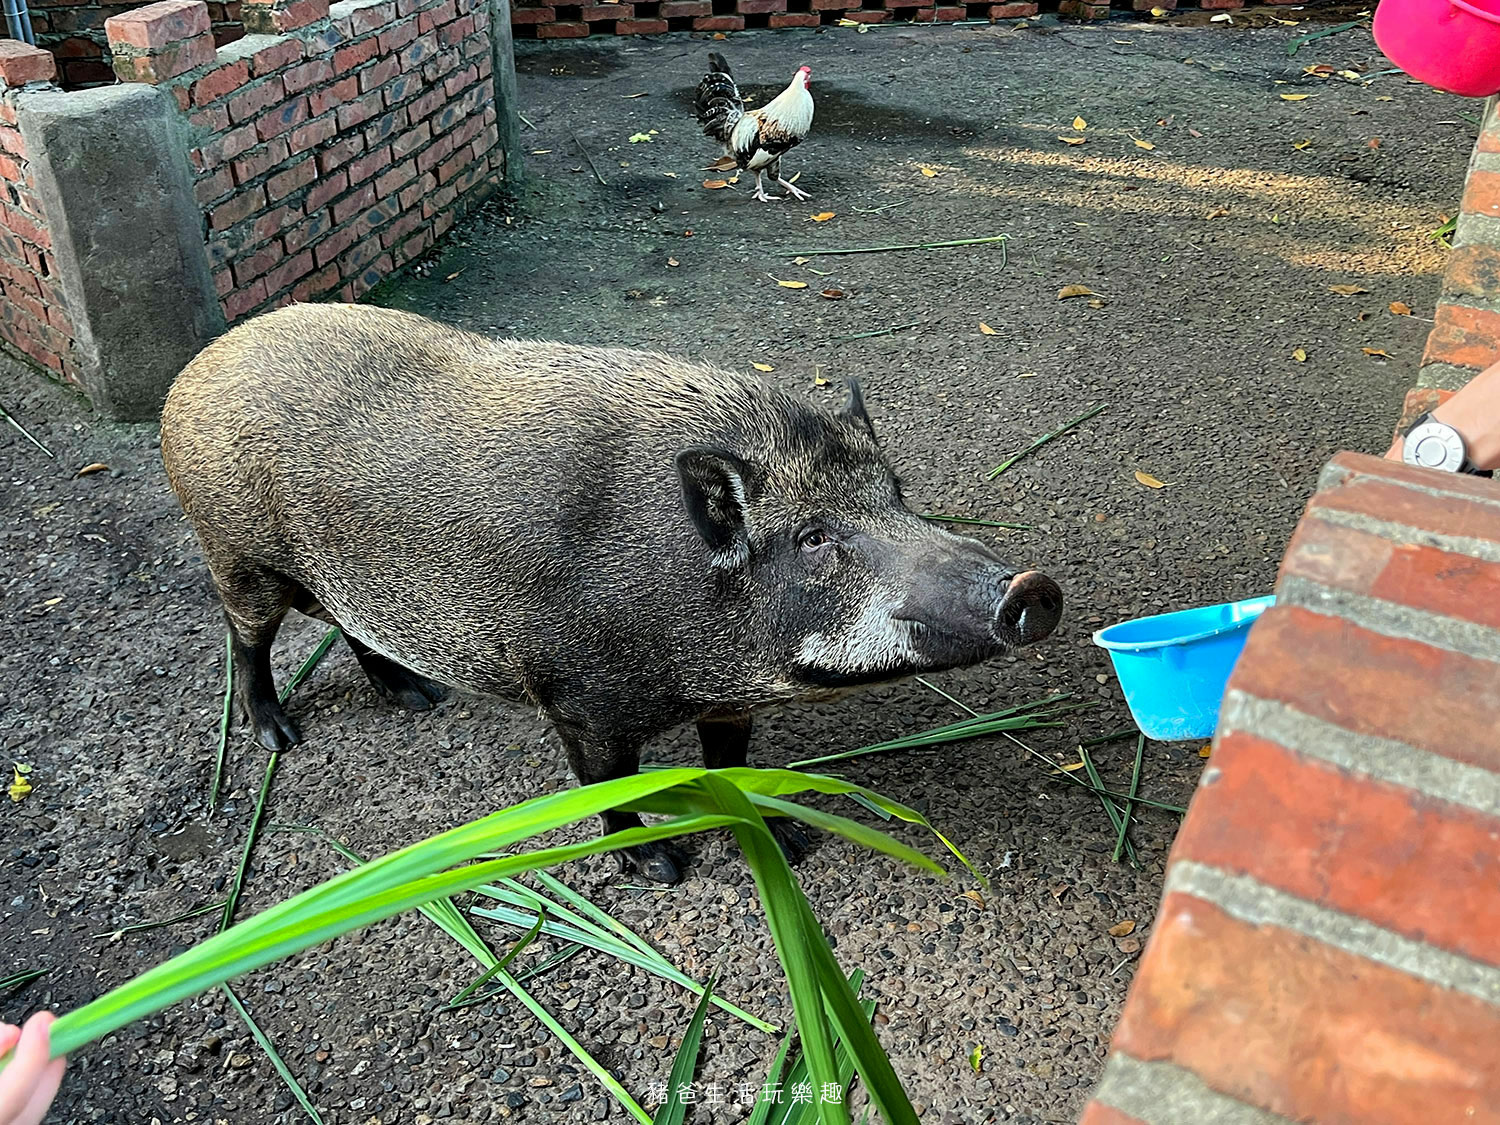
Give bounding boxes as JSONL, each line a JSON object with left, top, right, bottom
{"left": 991, "top": 571, "right": 1064, "bottom": 648}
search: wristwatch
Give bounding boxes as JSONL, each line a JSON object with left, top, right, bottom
{"left": 1400, "top": 412, "right": 1492, "bottom": 476}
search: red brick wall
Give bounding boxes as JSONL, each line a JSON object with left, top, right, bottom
{"left": 510, "top": 0, "right": 1038, "bottom": 38}
{"left": 31, "top": 0, "right": 245, "bottom": 89}
{"left": 1421, "top": 97, "right": 1500, "bottom": 391}
{"left": 0, "top": 46, "right": 83, "bottom": 383}
{"left": 106, "top": 0, "right": 503, "bottom": 321}
{"left": 1081, "top": 452, "right": 1500, "bottom": 1124}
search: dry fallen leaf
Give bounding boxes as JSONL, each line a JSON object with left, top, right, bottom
{"left": 712, "top": 31, "right": 727, "bottom": 39}
{"left": 1133, "top": 137, "right": 1156, "bottom": 151}
{"left": 1108, "top": 919, "right": 1136, "bottom": 938}
{"left": 1188, "top": 127, "right": 1204, "bottom": 138}
{"left": 920, "top": 166, "right": 938, "bottom": 177}
{"left": 1116, "top": 936, "right": 1142, "bottom": 954}
{"left": 1292, "top": 347, "right": 1308, "bottom": 362}
{"left": 1328, "top": 284, "right": 1370, "bottom": 295}
{"left": 1292, "top": 138, "right": 1312, "bottom": 151}
{"left": 810, "top": 211, "right": 835, "bottom": 222}
{"left": 1363, "top": 348, "right": 1393, "bottom": 358}
{"left": 751, "top": 362, "right": 774, "bottom": 372}
{"left": 1149, "top": 5, "right": 1167, "bottom": 13}
{"left": 979, "top": 322, "right": 997, "bottom": 335}
{"left": 1073, "top": 115, "right": 1087, "bottom": 130}
{"left": 819, "top": 288, "right": 845, "bottom": 300}
{"left": 1134, "top": 470, "right": 1169, "bottom": 488}
{"left": 1376, "top": 95, "right": 1393, "bottom": 101}
{"left": 1205, "top": 207, "right": 1229, "bottom": 219}
{"left": 8, "top": 763, "right": 31, "bottom": 803}
{"left": 961, "top": 889, "right": 987, "bottom": 909}
{"left": 793, "top": 256, "right": 810, "bottom": 265}
{"left": 702, "top": 179, "right": 729, "bottom": 189}
{"left": 74, "top": 462, "right": 109, "bottom": 478}
{"left": 1389, "top": 301, "right": 1412, "bottom": 316}
{"left": 666, "top": 257, "right": 679, "bottom": 267}
{"left": 1058, "top": 135, "right": 1087, "bottom": 145}
{"left": 1199, "top": 744, "right": 1212, "bottom": 759}
{"left": 1280, "top": 93, "right": 1314, "bottom": 101}
{"left": 1087, "top": 298, "right": 1105, "bottom": 309}
{"left": 1368, "top": 137, "right": 1382, "bottom": 150}
{"left": 1057, "top": 284, "right": 1095, "bottom": 299}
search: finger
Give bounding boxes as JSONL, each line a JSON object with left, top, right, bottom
{"left": 0, "top": 1013, "right": 56, "bottom": 1115}
{"left": 13, "top": 1057, "right": 64, "bottom": 1125}
{"left": 0, "top": 1025, "right": 19, "bottom": 1055}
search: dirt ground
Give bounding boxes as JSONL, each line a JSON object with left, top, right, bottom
{"left": 0, "top": 13, "right": 1472, "bottom": 1125}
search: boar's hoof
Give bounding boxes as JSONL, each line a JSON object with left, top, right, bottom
{"left": 249, "top": 700, "right": 302, "bottom": 752}
{"left": 357, "top": 653, "right": 450, "bottom": 712}
{"left": 769, "top": 818, "right": 816, "bottom": 866}
{"left": 616, "top": 841, "right": 686, "bottom": 885}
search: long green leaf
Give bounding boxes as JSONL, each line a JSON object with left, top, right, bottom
{"left": 651, "top": 974, "right": 718, "bottom": 1125}
{"left": 468, "top": 899, "right": 775, "bottom": 1032}
{"left": 42, "top": 784, "right": 734, "bottom": 1059}
{"left": 220, "top": 985, "right": 325, "bottom": 1123}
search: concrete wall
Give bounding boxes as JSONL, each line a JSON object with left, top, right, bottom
{"left": 0, "top": 0, "right": 520, "bottom": 420}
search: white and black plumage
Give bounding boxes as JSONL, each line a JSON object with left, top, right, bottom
{"left": 694, "top": 53, "right": 814, "bottom": 203}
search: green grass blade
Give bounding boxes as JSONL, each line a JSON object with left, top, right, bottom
{"left": 45, "top": 802, "right": 741, "bottom": 1058}
{"left": 278, "top": 628, "right": 341, "bottom": 704}
{"left": 0, "top": 968, "right": 49, "bottom": 994}
{"left": 529, "top": 869, "right": 663, "bottom": 960}
{"left": 220, "top": 985, "right": 325, "bottom": 1124}
{"left": 746, "top": 1032, "right": 795, "bottom": 1125}
{"left": 750, "top": 794, "right": 943, "bottom": 876}
{"left": 469, "top": 900, "right": 775, "bottom": 1033}
{"left": 210, "top": 632, "right": 232, "bottom": 813}
{"left": 651, "top": 973, "right": 718, "bottom": 1125}
{"left": 512, "top": 943, "right": 586, "bottom": 985}
{"left": 697, "top": 777, "right": 846, "bottom": 1125}
{"left": 1078, "top": 745, "right": 1138, "bottom": 870}
{"left": 446, "top": 908, "right": 545, "bottom": 1008}
{"left": 494, "top": 965, "right": 651, "bottom": 1124}
{"left": 93, "top": 899, "right": 228, "bottom": 940}
{"left": 221, "top": 751, "right": 279, "bottom": 933}
{"left": 1111, "top": 734, "right": 1145, "bottom": 864}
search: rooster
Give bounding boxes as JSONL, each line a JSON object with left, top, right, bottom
{"left": 695, "top": 53, "right": 814, "bottom": 203}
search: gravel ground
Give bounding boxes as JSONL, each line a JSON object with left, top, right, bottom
{"left": 0, "top": 13, "right": 1472, "bottom": 1125}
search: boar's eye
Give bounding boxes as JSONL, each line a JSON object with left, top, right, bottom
{"left": 799, "top": 527, "right": 835, "bottom": 553}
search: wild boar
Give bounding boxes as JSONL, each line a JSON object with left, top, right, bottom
{"left": 160, "top": 304, "right": 1062, "bottom": 883}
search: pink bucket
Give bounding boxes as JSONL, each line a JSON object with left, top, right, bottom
{"left": 1373, "top": 0, "right": 1500, "bottom": 97}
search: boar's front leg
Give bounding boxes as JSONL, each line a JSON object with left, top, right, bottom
{"left": 696, "top": 711, "right": 814, "bottom": 866}
{"left": 547, "top": 710, "right": 686, "bottom": 885}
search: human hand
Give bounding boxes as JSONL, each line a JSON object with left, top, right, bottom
{"left": 1387, "top": 358, "right": 1500, "bottom": 470}
{"left": 0, "top": 1013, "right": 65, "bottom": 1125}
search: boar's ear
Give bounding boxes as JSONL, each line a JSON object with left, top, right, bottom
{"left": 676, "top": 446, "right": 752, "bottom": 560}
{"left": 838, "top": 379, "right": 877, "bottom": 439}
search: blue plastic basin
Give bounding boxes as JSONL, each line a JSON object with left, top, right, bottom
{"left": 1092, "top": 594, "right": 1275, "bottom": 742}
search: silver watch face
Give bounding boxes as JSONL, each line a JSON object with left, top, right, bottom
{"left": 1403, "top": 420, "right": 1467, "bottom": 472}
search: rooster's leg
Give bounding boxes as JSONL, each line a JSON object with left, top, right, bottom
{"left": 777, "top": 175, "right": 810, "bottom": 201}
{"left": 751, "top": 171, "right": 782, "bottom": 203}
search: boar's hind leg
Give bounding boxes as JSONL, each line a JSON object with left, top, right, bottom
{"left": 549, "top": 711, "right": 685, "bottom": 885}
{"left": 696, "top": 712, "right": 814, "bottom": 866}
{"left": 217, "top": 565, "right": 301, "bottom": 752}
{"left": 343, "top": 634, "right": 449, "bottom": 711}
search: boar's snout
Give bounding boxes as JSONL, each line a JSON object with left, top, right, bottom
{"left": 992, "top": 571, "right": 1064, "bottom": 648}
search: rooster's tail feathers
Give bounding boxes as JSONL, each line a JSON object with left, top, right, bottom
{"left": 695, "top": 53, "right": 743, "bottom": 146}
